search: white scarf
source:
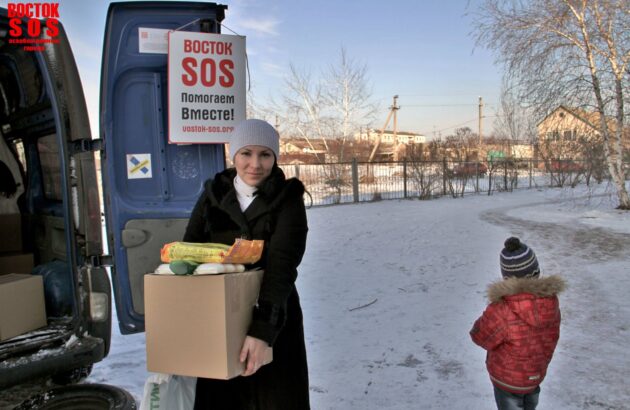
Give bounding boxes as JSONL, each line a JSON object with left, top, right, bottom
{"left": 234, "top": 175, "right": 257, "bottom": 211}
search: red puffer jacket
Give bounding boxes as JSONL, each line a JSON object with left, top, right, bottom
{"left": 470, "top": 275, "right": 565, "bottom": 394}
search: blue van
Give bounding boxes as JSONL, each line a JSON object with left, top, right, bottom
{"left": 0, "top": 2, "right": 228, "bottom": 407}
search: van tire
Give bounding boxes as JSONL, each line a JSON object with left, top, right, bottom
{"left": 51, "top": 365, "right": 93, "bottom": 385}
{"left": 13, "top": 383, "right": 137, "bottom": 409}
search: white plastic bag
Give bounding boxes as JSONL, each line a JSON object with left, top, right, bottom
{"left": 153, "top": 263, "right": 246, "bottom": 275}
{"left": 139, "top": 373, "right": 196, "bottom": 410}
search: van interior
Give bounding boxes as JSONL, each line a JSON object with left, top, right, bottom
{"left": 0, "top": 18, "right": 111, "bottom": 389}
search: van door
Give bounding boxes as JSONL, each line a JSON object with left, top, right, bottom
{"left": 101, "top": 2, "right": 227, "bottom": 334}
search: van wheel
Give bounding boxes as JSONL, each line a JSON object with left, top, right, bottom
{"left": 13, "top": 383, "right": 137, "bottom": 409}
{"left": 51, "top": 365, "right": 93, "bottom": 385}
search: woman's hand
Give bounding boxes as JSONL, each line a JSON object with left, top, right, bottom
{"left": 240, "top": 336, "right": 271, "bottom": 377}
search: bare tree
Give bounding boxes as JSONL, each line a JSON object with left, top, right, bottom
{"left": 246, "top": 89, "right": 276, "bottom": 124}
{"left": 493, "top": 78, "right": 538, "bottom": 142}
{"left": 280, "top": 48, "right": 377, "bottom": 203}
{"left": 445, "top": 127, "right": 480, "bottom": 161}
{"left": 474, "top": 0, "right": 630, "bottom": 209}
{"left": 537, "top": 138, "right": 588, "bottom": 188}
{"left": 406, "top": 144, "right": 444, "bottom": 199}
{"left": 443, "top": 127, "right": 482, "bottom": 197}
{"left": 280, "top": 47, "right": 376, "bottom": 162}
{"left": 323, "top": 48, "right": 378, "bottom": 143}
{"left": 281, "top": 64, "right": 330, "bottom": 163}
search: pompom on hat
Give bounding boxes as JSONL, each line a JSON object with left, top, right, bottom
{"left": 500, "top": 237, "right": 540, "bottom": 278}
{"left": 229, "top": 119, "right": 280, "bottom": 161}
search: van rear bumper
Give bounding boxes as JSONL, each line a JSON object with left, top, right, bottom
{"left": 0, "top": 335, "right": 104, "bottom": 388}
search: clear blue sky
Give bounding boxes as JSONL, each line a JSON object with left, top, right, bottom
{"left": 2, "top": 0, "right": 504, "bottom": 139}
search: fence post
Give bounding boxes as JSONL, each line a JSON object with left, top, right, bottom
{"left": 504, "top": 161, "right": 509, "bottom": 192}
{"left": 403, "top": 157, "right": 408, "bottom": 199}
{"left": 529, "top": 159, "right": 533, "bottom": 188}
{"left": 442, "top": 158, "right": 447, "bottom": 196}
{"left": 352, "top": 157, "right": 359, "bottom": 203}
{"left": 294, "top": 164, "right": 300, "bottom": 181}
{"left": 475, "top": 162, "right": 480, "bottom": 193}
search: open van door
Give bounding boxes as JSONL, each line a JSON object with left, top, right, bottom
{"left": 100, "top": 2, "right": 227, "bottom": 334}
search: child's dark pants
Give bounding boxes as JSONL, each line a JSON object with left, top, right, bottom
{"left": 493, "top": 385, "right": 540, "bottom": 410}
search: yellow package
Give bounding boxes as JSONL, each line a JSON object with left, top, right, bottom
{"left": 160, "top": 239, "right": 264, "bottom": 265}
{"left": 160, "top": 242, "right": 229, "bottom": 263}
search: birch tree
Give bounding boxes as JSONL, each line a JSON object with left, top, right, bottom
{"left": 278, "top": 48, "right": 376, "bottom": 202}
{"left": 474, "top": 0, "right": 630, "bottom": 209}
{"left": 281, "top": 47, "right": 376, "bottom": 163}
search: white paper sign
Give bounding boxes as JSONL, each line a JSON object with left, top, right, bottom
{"left": 138, "top": 28, "right": 169, "bottom": 54}
{"left": 167, "top": 31, "right": 246, "bottom": 144}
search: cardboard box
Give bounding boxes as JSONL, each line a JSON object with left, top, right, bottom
{"left": 0, "top": 214, "right": 22, "bottom": 253}
{"left": 145, "top": 270, "right": 272, "bottom": 379}
{"left": 0, "top": 253, "right": 34, "bottom": 275}
{"left": 0, "top": 274, "right": 47, "bottom": 341}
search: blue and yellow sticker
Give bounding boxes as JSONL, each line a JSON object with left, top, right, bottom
{"left": 126, "top": 153, "right": 152, "bottom": 179}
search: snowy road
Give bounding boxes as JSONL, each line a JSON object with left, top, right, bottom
{"left": 481, "top": 196, "right": 629, "bottom": 262}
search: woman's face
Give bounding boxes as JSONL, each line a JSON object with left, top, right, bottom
{"left": 234, "top": 145, "right": 275, "bottom": 187}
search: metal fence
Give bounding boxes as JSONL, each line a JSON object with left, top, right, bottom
{"left": 279, "top": 158, "right": 628, "bottom": 207}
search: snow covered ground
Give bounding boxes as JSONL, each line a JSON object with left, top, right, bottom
{"left": 3, "top": 182, "right": 629, "bottom": 409}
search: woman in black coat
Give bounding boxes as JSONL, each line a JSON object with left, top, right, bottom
{"left": 183, "top": 119, "right": 310, "bottom": 410}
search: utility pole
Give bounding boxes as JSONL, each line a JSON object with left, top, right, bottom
{"left": 392, "top": 95, "right": 399, "bottom": 142}
{"left": 478, "top": 96, "right": 483, "bottom": 146}
{"left": 368, "top": 95, "right": 400, "bottom": 162}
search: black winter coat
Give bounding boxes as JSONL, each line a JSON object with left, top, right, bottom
{"left": 183, "top": 166, "right": 310, "bottom": 410}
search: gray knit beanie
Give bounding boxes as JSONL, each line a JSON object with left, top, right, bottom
{"left": 229, "top": 119, "right": 280, "bottom": 160}
{"left": 500, "top": 237, "right": 540, "bottom": 278}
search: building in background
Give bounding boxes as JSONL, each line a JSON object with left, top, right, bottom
{"left": 355, "top": 128, "right": 426, "bottom": 145}
{"left": 536, "top": 106, "right": 607, "bottom": 159}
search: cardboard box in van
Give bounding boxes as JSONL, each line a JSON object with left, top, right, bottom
{"left": 0, "top": 274, "right": 47, "bottom": 341}
{"left": 144, "top": 270, "right": 272, "bottom": 379}
{"left": 0, "top": 214, "right": 22, "bottom": 253}
{"left": 0, "top": 253, "right": 34, "bottom": 275}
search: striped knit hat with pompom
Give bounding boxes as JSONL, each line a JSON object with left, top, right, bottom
{"left": 500, "top": 237, "right": 540, "bottom": 278}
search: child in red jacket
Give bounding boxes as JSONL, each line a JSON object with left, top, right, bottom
{"left": 470, "top": 237, "right": 565, "bottom": 410}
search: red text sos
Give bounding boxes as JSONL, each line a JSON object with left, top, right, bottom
{"left": 181, "top": 39, "right": 235, "bottom": 87}
{"left": 8, "top": 2, "right": 60, "bottom": 38}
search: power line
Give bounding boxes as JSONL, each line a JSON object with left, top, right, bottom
{"left": 418, "top": 114, "right": 504, "bottom": 136}
{"left": 420, "top": 118, "right": 478, "bottom": 136}
{"left": 377, "top": 93, "right": 495, "bottom": 98}
{"left": 403, "top": 104, "right": 479, "bottom": 107}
